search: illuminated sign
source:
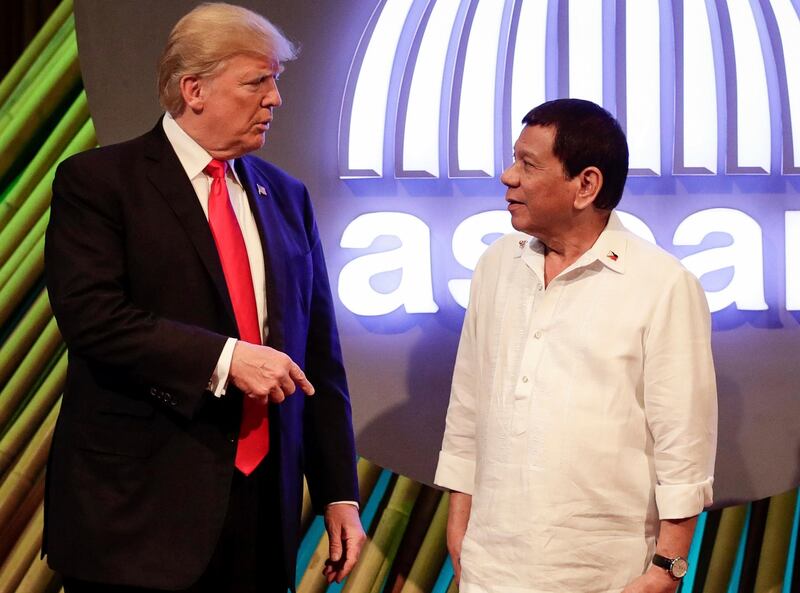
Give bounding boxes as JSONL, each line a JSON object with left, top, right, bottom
{"left": 336, "top": 0, "right": 800, "bottom": 317}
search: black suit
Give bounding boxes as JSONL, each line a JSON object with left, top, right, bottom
{"left": 43, "top": 120, "right": 359, "bottom": 590}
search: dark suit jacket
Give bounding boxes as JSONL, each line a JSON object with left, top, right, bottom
{"left": 43, "top": 119, "right": 359, "bottom": 590}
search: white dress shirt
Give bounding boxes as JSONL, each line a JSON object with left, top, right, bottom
{"left": 434, "top": 212, "right": 717, "bottom": 593}
{"left": 161, "top": 115, "right": 358, "bottom": 509}
{"left": 162, "top": 113, "right": 266, "bottom": 396}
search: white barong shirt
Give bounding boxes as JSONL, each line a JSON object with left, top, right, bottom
{"left": 434, "top": 212, "right": 717, "bottom": 593}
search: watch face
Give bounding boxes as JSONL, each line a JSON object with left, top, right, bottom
{"left": 671, "top": 557, "right": 689, "bottom": 578}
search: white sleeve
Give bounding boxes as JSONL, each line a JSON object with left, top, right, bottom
{"left": 433, "top": 262, "right": 483, "bottom": 495}
{"left": 644, "top": 269, "right": 718, "bottom": 519}
{"left": 207, "top": 338, "right": 238, "bottom": 397}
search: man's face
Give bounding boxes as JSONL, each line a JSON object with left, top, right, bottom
{"left": 500, "top": 124, "right": 580, "bottom": 239}
{"left": 196, "top": 53, "right": 282, "bottom": 158}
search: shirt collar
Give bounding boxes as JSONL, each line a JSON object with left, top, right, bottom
{"left": 517, "top": 211, "right": 628, "bottom": 275}
{"left": 162, "top": 112, "right": 243, "bottom": 186}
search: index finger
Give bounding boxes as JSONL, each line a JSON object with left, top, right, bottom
{"left": 290, "top": 364, "right": 315, "bottom": 395}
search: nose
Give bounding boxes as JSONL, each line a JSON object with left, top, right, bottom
{"left": 500, "top": 161, "right": 518, "bottom": 188}
{"left": 263, "top": 78, "right": 282, "bottom": 108}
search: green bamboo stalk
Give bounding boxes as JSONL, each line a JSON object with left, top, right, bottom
{"left": 0, "top": 233, "right": 44, "bottom": 329}
{"left": 702, "top": 505, "right": 749, "bottom": 593}
{"left": 0, "top": 0, "right": 73, "bottom": 107}
{"left": 0, "top": 317, "right": 61, "bottom": 433}
{"left": 0, "top": 91, "right": 89, "bottom": 231}
{"left": 400, "top": 492, "right": 450, "bottom": 593}
{"left": 753, "top": 489, "right": 798, "bottom": 593}
{"left": 0, "top": 469, "right": 43, "bottom": 564}
{"left": 357, "top": 458, "right": 383, "bottom": 504}
{"left": 0, "top": 400, "right": 59, "bottom": 533}
{"left": 342, "top": 477, "right": 422, "bottom": 593}
{"left": 387, "top": 487, "right": 442, "bottom": 593}
{"left": 0, "top": 118, "right": 96, "bottom": 268}
{"left": 0, "top": 14, "right": 75, "bottom": 121}
{"left": 14, "top": 550, "right": 58, "bottom": 593}
{"left": 0, "top": 351, "right": 66, "bottom": 475}
{"left": 0, "top": 209, "right": 48, "bottom": 291}
{"left": 0, "top": 29, "right": 80, "bottom": 181}
{"left": 0, "top": 503, "right": 43, "bottom": 593}
{"left": 0, "top": 288, "right": 51, "bottom": 386}
{"left": 297, "top": 459, "right": 386, "bottom": 593}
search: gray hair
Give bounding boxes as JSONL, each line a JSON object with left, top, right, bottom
{"left": 157, "top": 2, "right": 297, "bottom": 115}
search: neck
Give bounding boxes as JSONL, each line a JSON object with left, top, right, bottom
{"left": 540, "top": 211, "right": 611, "bottom": 285}
{"left": 173, "top": 112, "right": 240, "bottom": 160}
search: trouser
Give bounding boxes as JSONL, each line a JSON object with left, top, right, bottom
{"left": 63, "top": 455, "right": 287, "bottom": 593}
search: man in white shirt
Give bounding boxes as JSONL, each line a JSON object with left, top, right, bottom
{"left": 435, "top": 98, "right": 717, "bottom": 593}
{"left": 43, "top": 4, "right": 363, "bottom": 592}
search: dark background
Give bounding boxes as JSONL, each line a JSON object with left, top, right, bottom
{"left": 0, "top": 0, "right": 61, "bottom": 75}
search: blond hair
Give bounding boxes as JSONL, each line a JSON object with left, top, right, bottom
{"left": 157, "top": 2, "right": 297, "bottom": 115}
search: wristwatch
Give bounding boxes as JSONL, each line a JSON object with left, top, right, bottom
{"left": 652, "top": 554, "right": 689, "bottom": 580}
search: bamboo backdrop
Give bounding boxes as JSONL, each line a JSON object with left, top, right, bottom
{"left": 0, "top": 1, "right": 797, "bottom": 592}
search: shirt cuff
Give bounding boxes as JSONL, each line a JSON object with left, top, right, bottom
{"left": 326, "top": 501, "right": 360, "bottom": 510}
{"left": 433, "top": 450, "right": 475, "bottom": 495}
{"left": 207, "top": 338, "right": 238, "bottom": 398}
{"left": 656, "top": 478, "right": 714, "bottom": 519}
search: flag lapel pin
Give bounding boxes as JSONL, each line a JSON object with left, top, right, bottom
{"left": 256, "top": 184, "right": 268, "bottom": 197}
{"left": 607, "top": 250, "right": 619, "bottom": 261}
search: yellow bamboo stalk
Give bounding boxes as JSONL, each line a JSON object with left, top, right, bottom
{"left": 302, "top": 477, "right": 313, "bottom": 534}
{"left": 13, "top": 549, "right": 58, "bottom": 593}
{"left": 15, "top": 554, "right": 56, "bottom": 593}
{"left": 0, "top": 351, "right": 66, "bottom": 475}
{"left": 0, "top": 233, "right": 44, "bottom": 329}
{"left": 297, "top": 459, "right": 391, "bottom": 593}
{"left": 297, "top": 531, "right": 331, "bottom": 593}
{"left": 702, "top": 505, "right": 749, "bottom": 593}
{"left": 0, "top": 469, "right": 43, "bottom": 563}
{"left": 0, "top": 29, "right": 81, "bottom": 180}
{"left": 0, "top": 399, "right": 59, "bottom": 532}
{"left": 0, "top": 288, "right": 51, "bottom": 386}
{"left": 342, "top": 477, "right": 422, "bottom": 593}
{"left": 0, "top": 504, "right": 43, "bottom": 593}
{"left": 0, "top": 0, "right": 73, "bottom": 107}
{"left": 400, "top": 492, "right": 450, "bottom": 593}
{"left": 0, "top": 317, "right": 61, "bottom": 432}
{"left": 0, "top": 91, "right": 88, "bottom": 232}
{"left": 0, "top": 118, "right": 96, "bottom": 269}
{"left": 753, "top": 489, "right": 798, "bottom": 593}
{"left": 0, "top": 209, "right": 48, "bottom": 291}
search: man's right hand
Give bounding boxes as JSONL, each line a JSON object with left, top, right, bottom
{"left": 229, "top": 341, "right": 315, "bottom": 404}
{"left": 447, "top": 491, "right": 472, "bottom": 586}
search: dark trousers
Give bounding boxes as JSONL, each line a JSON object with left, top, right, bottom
{"left": 63, "top": 456, "right": 287, "bottom": 593}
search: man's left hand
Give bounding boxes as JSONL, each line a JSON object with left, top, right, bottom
{"left": 622, "top": 567, "right": 680, "bottom": 593}
{"left": 323, "top": 504, "right": 366, "bottom": 583}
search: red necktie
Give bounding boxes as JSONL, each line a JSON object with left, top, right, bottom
{"left": 205, "top": 159, "right": 269, "bottom": 475}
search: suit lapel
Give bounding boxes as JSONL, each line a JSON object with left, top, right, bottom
{"left": 143, "top": 122, "right": 237, "bottom": 330}
{"left": 234, "top": 156, "right": 287, "bottom": 352}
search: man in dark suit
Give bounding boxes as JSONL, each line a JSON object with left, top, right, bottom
{"left": 43, "top": 4, "right": 364, "bottom": 592}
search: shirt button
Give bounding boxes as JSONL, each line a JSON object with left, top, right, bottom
{"left": 537, "top": 283, "right": 543, "bottom": 291}
{"left": 522, "top": 376, "right": 529, "bottom": 383}
{"left": 534, "top": 330, "right": 542, "bottom": 339}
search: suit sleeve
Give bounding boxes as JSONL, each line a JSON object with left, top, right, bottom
{"left": 299, "top": 191, "right": 360, "bottom": 512}
{"left": 45, "top": 156, "right": 228, "bottom": 419}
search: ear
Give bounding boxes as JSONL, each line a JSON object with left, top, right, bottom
{"left": 573, "top": 166, "right": 603, "bottom": 210}
{"left": 179, "top": 75, "right": 205, "bottom": 113}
